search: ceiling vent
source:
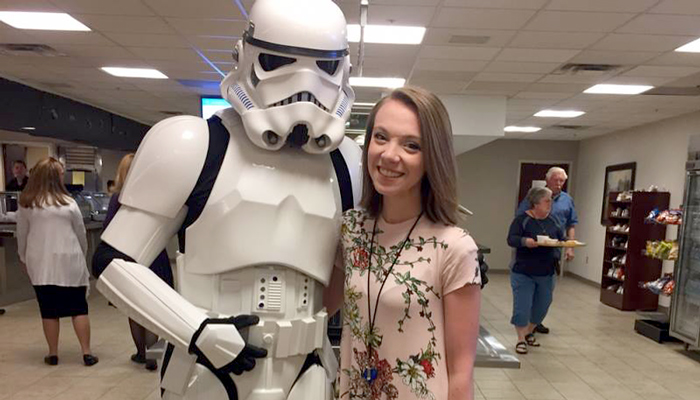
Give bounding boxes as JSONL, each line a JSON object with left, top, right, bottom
{"left": 448, "top": 35, "right": 490, "bottom": 45}
{"left": 552, "top": 124, "right": 589, "bottom": 130}
{"left": 641, "top": 86, "right": 700, "bottom": 96}
{"left": 553, "top": 63, "right": 622, "bottom": 76}
{"left": 0, "top": 43, "right": 66, "bottom": 57}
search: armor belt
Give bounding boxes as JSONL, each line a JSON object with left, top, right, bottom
{"left": 247, "top": 310, "right": 328, "bottom": 358}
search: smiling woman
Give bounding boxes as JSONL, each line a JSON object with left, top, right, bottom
{"left": 325, "top": 86, "right": 482, "bottom": 400}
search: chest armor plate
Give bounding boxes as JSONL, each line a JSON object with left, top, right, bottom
{"left": 183, "top": 116, "right": 342, "bottom": 285}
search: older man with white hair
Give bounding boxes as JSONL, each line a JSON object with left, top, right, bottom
{"left": 516, "top": 166, "right": 578, "bottom": 334}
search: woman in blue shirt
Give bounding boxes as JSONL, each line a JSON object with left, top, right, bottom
{"left": 507, "top": 186, "right": 564, "bottom": 354}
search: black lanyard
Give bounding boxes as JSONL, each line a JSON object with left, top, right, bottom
{"left": 363, "top": 212, "right": 422, "bottom": 384}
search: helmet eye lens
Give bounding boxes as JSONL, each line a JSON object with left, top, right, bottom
{"left": 258, "top": 53, "right": 296, "bottom": 72}
{"left": 316, "top": 60, "right": 339, "bottom": 75}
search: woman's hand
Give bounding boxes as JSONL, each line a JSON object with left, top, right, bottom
{"left": 524, "top": 238, "right": 538, "bottom": 248}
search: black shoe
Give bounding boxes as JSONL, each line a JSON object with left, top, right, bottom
{"left": 44, "top": 355, "right": 58, "bottom": 366}
{"left": 83, "top": 354, "right": 99, "bottom": 366}
{"left": 534, "top": 323, "right": 550, "bottom": 334}
{"left": 144, "top": 359, "right": 158, "bottom": 371}
{"left": 130, "top": 353, "right": 147, "bottom": 364}
{"left": 0, "top": 308, "right": 5, "bottom": 315}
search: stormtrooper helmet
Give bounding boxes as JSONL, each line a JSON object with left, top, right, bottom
{"left": 220, "top": 0, "right": 355, "bottom": 154}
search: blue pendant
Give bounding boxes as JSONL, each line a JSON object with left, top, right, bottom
{"left": 363, "top": 367, "right": 378, "bottom": 385}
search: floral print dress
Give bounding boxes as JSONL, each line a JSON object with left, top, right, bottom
{"left": 338, "top": 209, "right": 481, "bottom": 400}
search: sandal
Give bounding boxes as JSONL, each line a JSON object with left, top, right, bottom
{"left": 515, "top": 341, "right": 528, "bottom": 354}
{"left": 525, "top": 333, "right": 540, "bottom": 347}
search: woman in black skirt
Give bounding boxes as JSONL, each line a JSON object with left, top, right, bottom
{"left": 16, "top": 157, "right": 98, "bottom": 366}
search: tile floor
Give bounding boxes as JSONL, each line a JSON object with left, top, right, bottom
{"left": 0, "top": 273, "right": 698, "bottom": 399}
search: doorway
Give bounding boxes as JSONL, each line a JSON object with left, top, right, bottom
{"left": 517, "top": 162, "right": 571, "bottom": 207}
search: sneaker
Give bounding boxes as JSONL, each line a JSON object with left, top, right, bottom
{"left": 534, "top": 323, "right": 550, "bottom": 334}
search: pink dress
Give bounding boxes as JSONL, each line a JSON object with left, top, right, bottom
{"left": 339, "top": 209, "right": 481, "bottom": 400}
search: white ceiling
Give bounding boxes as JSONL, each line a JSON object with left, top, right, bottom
{"left": 3, "top": 0, "right": 700, "bottom": 141}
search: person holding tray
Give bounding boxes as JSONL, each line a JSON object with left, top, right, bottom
{"left": 507, "top": 186, "right": 564, "bottom": 354}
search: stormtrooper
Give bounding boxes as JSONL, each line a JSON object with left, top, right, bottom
{"left": 92, "top": 0, "right": 361, "bottom": 399}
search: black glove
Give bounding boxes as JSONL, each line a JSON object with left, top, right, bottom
{"left": 478, "top": 252, "right": 489, "bottom": 289}
{"left": 189, "top": 314, "right": 268, "bottom": 376}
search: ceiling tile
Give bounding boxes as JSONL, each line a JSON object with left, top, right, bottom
{"left": 509, "top": 31, "right": 604, "bottom": 49}
{"left": 127, "top": 47, "right": 201, "bottom": 62}
{"left": 442, "top": 0, "right": 548, "bottom": 9}
{"left": 411, "top": 70, "right": 477, "bottom": 81}
{"left": 101, "top": 33, "right": 189, "bottom": 48}
{"left": 617, "top": 15, "right": 700, "bottom": 35}
{"left": 75, "top": 15, "right": 175, "bottom": 34}
{"left": 422, "top": 28, "right": 516, "bottom": 48}
{"left": 189, "top": 36, "right": 238, "bottom": 51}
{"left": 514, "top": 92, "right": 573, "bottom": 100}
{"left": 484, "top": 61, "right": 562, "bottom": 74}
{"left": 591, "top": 33, "right": 696, "bottom": 52}
{"left": 51, "top": 0, "right": 156, "bottom": 15}
{"left": 349, "top": 43, "right": 420, "bottom": 60}
{"left": 527, "top": 82, "right": 591, "bottom": 93}
{"left": 418, "top": 46, "right": 500, "bottom": 61}
{"left": 433, "top": 8, "right": 536, "bottom": 30}
{"left": 603, "top": 76, "right": 677, "bottom": 86}
{"left": 623, "top": 65, "right": 700, "bottom": 77}
{"left": 165, "top": 18, "right": 247, "bottom": 36}
{"left": 569, "top": 50, "right": 660, "bottom": 65}
{"left": 0, "top": 0, "right": 60, "bottom": 11}
{"left": 408, "top": 79, "right": 468, "bottom": 94}
{"left": 336, "top": 0, "right": 441, "bottom": 5}
{"left": 663, "top": 72, "right": 700, "bottom": 88}
{"left": 475, "top": 72, "right": 542, "bottom": 83}
{"left": 524, "top": 11, "right": 635, "bottom": 32}
{"left": 48, "top": 44, "right": 137, "bottom": 59}
{"left": 467, "top": 81, "right": 530, "bottom": 92}
{"left": 646, "top": 52, "right": 700, "bottom": 67}
{"left": 360, "top": 57, "right": 415, "bottom": 77}
{"left": 143, "top": 0, "right": 244, "bottom": 19}
{"left": 545, "top": 0, "right": 658, "bottom": 12}
{"left": 414, "top": 58, "right": 489, "bottom": 72}
{"left": 649, "top": 0, "right": 700, "bottom": 15}
{"left": 538, "top": 74, "right": 607, "bottom": 84}
{"left": 24, "top": 31, "right": 113, "bottom": 45}
{"left": 495, "top": 48, "right": 580, "bottom": 63}
{"left": 341, "top": 4, "right": 437, "bottom": 25}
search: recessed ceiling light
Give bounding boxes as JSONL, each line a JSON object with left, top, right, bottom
{"left": 347, "top": 25, "right": 426, "bottom": 45}
{"left": 675, "top": 38, "right": 700, "bottom": 53}
{"left": 534, "top": 110, "right": 585, "bottom": 118}
{"left": 101, "top": 67, "right": 168, "bottom": 79}
{"left": 21, "top": 126, "right": 36, "bottom": 130}
{"left": 349, "top": 77, "right": 405, "bottom": 88}
{"left": 354, "top": 135, "right": 366, "bottom": 145}
{"left": 0, "top": 12, "right": 90, "bottom": 31}
{"left": 504, "top": 126, "right": 541, "bottom": 133}
{"left": 584, "top": 84, "right": 653, "bottom": 95}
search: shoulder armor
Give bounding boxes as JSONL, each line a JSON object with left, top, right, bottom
{"left": 336, "top": 137, "right": 363, "bottom": 207}
{"left": 120, "top": 116, "right": 209, "bottom": 219}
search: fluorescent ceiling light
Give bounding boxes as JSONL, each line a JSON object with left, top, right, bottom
{"left": 504, "top": 126, "right": 541, "bottom": 133}
{"left": 534, "top": 110, "right": 585, "bottom": 118}
{"left": 101, "top": 67, "right": 168, "bottom": 79}
{"left": 675, "top": 38, "right": 700, "bottom": 53}
{"left": 21, "top": 126, "right": 36, "bottom": 130}
{"left": 584, "top": 84, "right": 653, "bottom": 95}
{"left": 349, "top": 77, "right": 405, "bottom": 88}
{"left": 354, "top": 102, "right": 376, "bottom": 107}
{"left": 347, "top": 25, "right": 426, "bottom": 45}
{"left": 0, "top": 12, "right": 90, "bottom": 31}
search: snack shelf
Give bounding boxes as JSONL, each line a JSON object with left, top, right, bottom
{"left": 600, "top": 191, "right": 669, "bottom": 311}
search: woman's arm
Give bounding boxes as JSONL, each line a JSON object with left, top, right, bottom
{"left": 70, "top": 201, "right": 88, "bottom": 255}
{"left": 16, "top": 207, "right": 28, "bottom": 263}
{"left": 444, "top": 284, "right": 481, "bottom": 400}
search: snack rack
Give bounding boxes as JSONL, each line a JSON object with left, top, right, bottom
{"left": 600, "top": 191, "right": 669, "bottom": 311}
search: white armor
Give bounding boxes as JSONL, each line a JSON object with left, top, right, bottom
{"left": 95, "top": 1, "right": 360, "bottom": 399}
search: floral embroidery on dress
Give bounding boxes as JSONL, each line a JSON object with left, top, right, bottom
{"left": 341, "top": 210, "right": 450, "bottom": 400}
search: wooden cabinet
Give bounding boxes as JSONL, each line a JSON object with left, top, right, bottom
{"left": 600, "top": 191, "right": 669, "bottom": 311}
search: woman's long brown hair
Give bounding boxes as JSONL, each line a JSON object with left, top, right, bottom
{"left": 19, "top": 157, "right": 71, "bottom": 209}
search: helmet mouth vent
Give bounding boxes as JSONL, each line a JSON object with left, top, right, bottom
{"left": 270, "top": 91, "right": 329, "bottom": 112}
{"left": 286, "top": 124, "right": 309, "bottom": 148}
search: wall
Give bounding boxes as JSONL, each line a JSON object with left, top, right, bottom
{"left": 456, "top": 139, "right": 580, "bottom": 271}
{"left": 569, "top": 111, "right": 700, "bottom": 306}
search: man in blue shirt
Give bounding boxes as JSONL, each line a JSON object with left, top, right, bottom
{"left": 516, "top": 166, "right": 578, "bottom": 333}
